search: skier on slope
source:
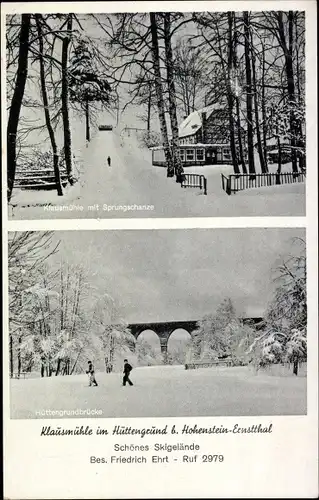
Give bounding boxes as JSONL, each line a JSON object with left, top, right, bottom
{"left": 107, "top": 156, "right": 111, "bottom": 167}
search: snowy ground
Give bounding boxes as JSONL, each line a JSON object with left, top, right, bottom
{"left": 10, "top": 365, "right": 306, "bottom": 419}
{"left": 9, "top": 130, "right": 305, "bottom": 219}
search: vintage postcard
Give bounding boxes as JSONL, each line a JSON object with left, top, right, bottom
{"left": 4, "top": 2, "right": 311, "bottom": 220}
{"left": 2, "top": 1, "right": 318, "bottom": 499}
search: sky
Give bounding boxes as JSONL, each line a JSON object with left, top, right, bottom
{"left": 47, "top": 228, "right": 305, "bottom": 324}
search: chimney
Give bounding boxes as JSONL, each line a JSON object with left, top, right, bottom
{"left": 202, "top": 112, "right": 207, "bottom": 143}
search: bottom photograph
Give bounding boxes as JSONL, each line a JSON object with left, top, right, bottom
{"left": 8, "top": 227, "right": 306, "bottom": 419}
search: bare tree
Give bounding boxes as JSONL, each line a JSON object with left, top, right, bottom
{"left": 7, "top": 14, "right": 31, "bottom": 202}
{"left": 35, "top": 15, "right": 63, "bottom": 196}
{"left": 243, "top": 11, "right": 256, "bottom": 177}
{"left": 163, "top": 13, "right": 185, "bottom": 182}
{"left": 150, "top": 12, "right": 174, "bottom": 177}
{"left": 61, "top": 14, "right": 75, "bottom": 184}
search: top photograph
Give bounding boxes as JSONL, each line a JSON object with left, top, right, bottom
{"left": 5, "top": 10, "right": 306, "bottom": 220}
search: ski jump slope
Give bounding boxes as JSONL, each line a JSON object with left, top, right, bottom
{"left": 10, "top": 128, "right": 305, "bottom": 219}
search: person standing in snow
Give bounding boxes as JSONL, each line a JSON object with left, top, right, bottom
{"left": 122, "top": 359, "right": 133, "bottom": 386}
{"left": 86, "top": 361, "right": 98, "bottom": 387}
{"left": 107, "top": 156, "right": 111, "bottom": 167}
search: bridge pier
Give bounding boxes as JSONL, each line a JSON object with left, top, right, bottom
{"left": 159, "top": 338, "right": 168, "bottom": 364}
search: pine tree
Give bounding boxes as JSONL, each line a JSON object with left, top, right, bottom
{"left": 69, "top": 39, "right": 111, "bottom": 142}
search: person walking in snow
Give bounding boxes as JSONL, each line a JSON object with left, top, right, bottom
{"left": 107, "top": 156, "right": 111, "bottom": 167}
{"left": 86, "top": 361, "right": 98, "bottom": 387}
{"left": 122, "top": 359, "right": 133, "bottom": 386}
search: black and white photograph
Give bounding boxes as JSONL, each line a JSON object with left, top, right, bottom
{"left": 6, "top": 10, "right": 306, "bottom": 219}
{"left": 8, "top": 228, "right": 307, "bottom": 419}
{"left": 2, "top": 2, "right": 317, "bottom": 498}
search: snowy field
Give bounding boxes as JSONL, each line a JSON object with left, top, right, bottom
{"left": 10, "top": 365, "right": 307, "bottom": 419}
{"left": 9, "top": 129, "right": 305, "bottom": 219}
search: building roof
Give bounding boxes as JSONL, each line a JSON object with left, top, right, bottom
{"left": 178, "top": 104, "right": 224, "bottom": 139}
{"left": 150, "top": 143, "right": 229, "bottom": 150}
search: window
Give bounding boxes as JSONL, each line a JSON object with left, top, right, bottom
{"left": 186, "top": 149, "right": 195, "bottom": 161}
{"left": 179, "top": 149, "right": 185, "bottom": 161}
{"left": 223, "top": 148, "right": 231, "bottom": 160}
{"left": 196, "top": 148, "right": 204, "bottom": 161}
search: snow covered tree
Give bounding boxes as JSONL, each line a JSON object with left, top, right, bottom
{"left": 192, "top": 298, "right": 238, "bottom": 360}
{"left": 167, "top": 338, "right": 192, "bottom": 365}
{"left": 91, "top": 293, "right": 135, "bottom": 373}
{"left": 135, "top": 337, "right": 163, "bottom": 366}
{"left": 248, "top": 238, "right": 306, "bottom": 375}
{"left": 69, "top": 39, "right": 112, "bottom": 142}
{"left": 285, "top": 327, "right": 307, "bottom": 375}
{"left": 8, "top": 232, "right": 60, "bottom": 377}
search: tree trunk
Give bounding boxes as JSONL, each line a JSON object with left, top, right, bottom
{"left": 10, "top": 335, "right": 13, "bottom": 378}
{"left": 233, "top": 15, "right": 247, "bottom": 174}
{"left": 261, "top": 44, "right": 268, "bottom": 171}
{"left": 85, "top": 98, "right": 90, "bottom": 143}
{"left": 243, "top": 12, "right": 256, "bottom": 177}
{"left": 250, "top": 32, "right": 267, "bottom": 173}
{"left": 70, "top": 348, "right": 83, "bottom": 375}
{"left": 287, "top": 11, "right": 298, "bottom": 174}
{"left": 61, "top": 14, "right": 75, "bottom": 185}
{"left": 150, "top": 12, "right": 174, "bottom": 177}
{"left": 7, "top": 14, "right": 31, "bottom": 202}
{"left": 18, "top": 336, "right": 22, "bottom": 377}
{"left": 227, "top": 12, "right": 240, "bottom": 175}
{"left": 235, "top": 98, "right": 247, "bottom": 173}
{"left": 55, "top": 358, "right": 61, "bottom": 376}
{"left": 163, "top": 13, "right": 185, "bottom": 183}
{"left": 294, "top": 18, "right": 305, "bottom": 173}
{"left": 35, "top": 15, "right": 63, "bottom": 196}
{"left": 276, "top": 12, "right": 298, "bottom": 173}
{"left": 293, "top": 359, "right": 298, "bottom": 375}
{"left": 147, "top": 84, "right": 151, "bottom": 135}
{"left": 276, "top": 136, "right": 282, "bottom": 184}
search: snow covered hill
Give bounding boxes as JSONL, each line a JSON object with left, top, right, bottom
{"left": 10, "top": 365, "right": 306, "bottom": 419}
{"left": 9, "top": 129, "right": 305, "bottom": 219}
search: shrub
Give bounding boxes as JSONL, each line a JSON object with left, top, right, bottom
{"left": 139, "top": 131, "right": 161, "bottom": 149}
{"left": 17, "top": 147, "right": 66, "bottom": 172}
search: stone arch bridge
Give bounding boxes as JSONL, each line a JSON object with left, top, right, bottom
{"left": 128, "top": 318, "right": 263, "bottom": 356}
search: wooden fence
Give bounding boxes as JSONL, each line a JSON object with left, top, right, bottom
{"left": 181, "top": 174, "right": 207, "bottom": 195}
{"left": 221, "top": 171, "right": 305, "bottom": 195}
{"left": 185, "top": 360, "right": 232, "bottom": 370}
{"left": 15, "top": 169, "right": 69, "bottom": 190}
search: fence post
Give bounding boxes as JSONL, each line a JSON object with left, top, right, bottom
{"left": 226, "top": 177, "right": 231, "bottom": 195}
{"left": 203, "top": 176, "right": 207, "bottom": 195}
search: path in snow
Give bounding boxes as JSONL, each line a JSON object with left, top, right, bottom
{"left": 10, "top": 365, "right": 306, "bottom": 419}
{"left": 9, "top": 130, "right": 305, "bottom": 219}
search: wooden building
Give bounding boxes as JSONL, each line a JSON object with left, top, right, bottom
{"left": 151, "top": 104, "right": 232, "bottom": 167}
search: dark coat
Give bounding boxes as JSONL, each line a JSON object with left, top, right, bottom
{"left": 87, "top": 362, "right": 95, "bottom": 374}
{"left": 123, "top": 362, "right": 132, "bottom": 374}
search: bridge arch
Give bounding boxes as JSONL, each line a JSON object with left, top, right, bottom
{"left": 135, "top": 329, "right": 161, "bottom": 348}
{"left": 135, "top": 329, "right": 162, "bottom": 366}
{"left": 167, "top": 328, "right": 192, "bottom": 365}
{"left": 129, "top": 321, "right": 198, "bottom": 363}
